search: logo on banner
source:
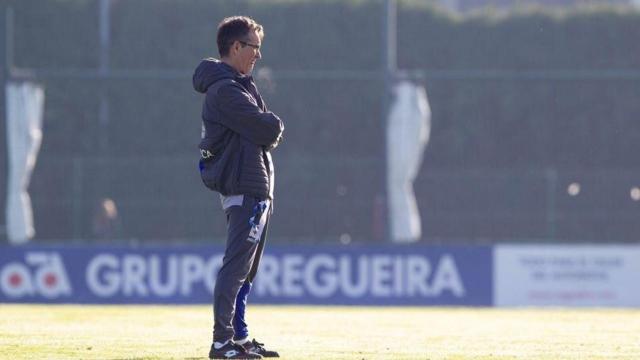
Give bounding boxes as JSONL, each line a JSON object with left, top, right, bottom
{"left": 86, "top": 254, "right": 223, "bottom": 297}
{"left": 255, "top": 253, "right": 466, "bottom": 299}
{"left": 0, "top": 252, "right": 72, "bottom": 298}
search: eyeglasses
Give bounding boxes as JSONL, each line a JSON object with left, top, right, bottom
{"left": 239, "top": 40, "right": 260, "bottom": 51}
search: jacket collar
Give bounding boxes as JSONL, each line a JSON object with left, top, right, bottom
{"left": 220, "top": 61, "right": 254, "bottom": 83}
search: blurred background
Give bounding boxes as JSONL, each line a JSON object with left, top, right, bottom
{"left": 2, "top": 0, "right": 640, "bottom": 246}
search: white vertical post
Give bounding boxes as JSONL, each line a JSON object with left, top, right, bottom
{"left": 387, "top": 81, "right": 431, "bottom": 243}
{"left": 6, "top": 82, "right": 45, "bottom": 244}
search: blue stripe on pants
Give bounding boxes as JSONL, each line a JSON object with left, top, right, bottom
{"left": 233, "top": 281, "right": 252, "bottom": 340}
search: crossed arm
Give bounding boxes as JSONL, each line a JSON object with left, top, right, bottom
{"left": 213, "top": 83, "right": 284, "bottom": 149}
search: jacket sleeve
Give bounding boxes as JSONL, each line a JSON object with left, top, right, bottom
{"left": 212, "top": 83, "right": 283, "bottom": 147}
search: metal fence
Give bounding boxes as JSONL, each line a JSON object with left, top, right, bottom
{"left": 4, "top": 0, "right": 640, "bottom": 244}
{"left": 2, "top": 69, "right": 639, "bottom": 244}
{"left": 19, "top": 153, "right": 640, "bottom": 244}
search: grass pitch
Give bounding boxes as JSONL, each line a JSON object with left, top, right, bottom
{"left": 0, "top": 305, "right": 638, "bottom": 359}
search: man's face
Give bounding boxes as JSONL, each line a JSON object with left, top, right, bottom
{"left": 234, "top": 30, "right": 262, "bottom": 75}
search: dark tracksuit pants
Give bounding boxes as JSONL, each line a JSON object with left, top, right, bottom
{"left": 213, "top": 194, "right": 270, "bottom": 343}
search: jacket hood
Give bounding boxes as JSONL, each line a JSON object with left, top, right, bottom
{"left": 193, "top": 58, "right": 238, "bottom": 93}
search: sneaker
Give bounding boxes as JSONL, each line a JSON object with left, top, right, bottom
{"left": 241, "top": 339, "right": 279, "bottom": 358}
{"left": 209, "top": 341, "right": 262, "bottom": 359}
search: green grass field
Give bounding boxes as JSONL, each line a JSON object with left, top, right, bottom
{"left": 0, "top": 305, "right": 638, "bottom": 359}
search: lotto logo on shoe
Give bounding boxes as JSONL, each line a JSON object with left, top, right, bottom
{"left": 225, "top": 350, "right": 240, "bottom": 357}
{"left": 0, "top": 252, "right": 72, "bottom": 298}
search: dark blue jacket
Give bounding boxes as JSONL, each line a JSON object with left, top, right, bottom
{"left": 193, "top": 58, "right": 283, "bottom": 199}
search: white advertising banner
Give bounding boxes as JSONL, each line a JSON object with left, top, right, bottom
{"left": 495, "top": 245, "right": 640, "bottom": 307}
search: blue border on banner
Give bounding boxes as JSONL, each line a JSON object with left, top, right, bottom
{"left": 0, "top": 244, "right": 492, "bottom": 306}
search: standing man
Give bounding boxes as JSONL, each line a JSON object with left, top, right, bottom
{"left": 193, "top": 16, "right": 284, "bottom": 360}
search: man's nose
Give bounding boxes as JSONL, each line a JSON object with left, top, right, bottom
{"left": 256, "top": 50, "right": 261, "bottom": 59}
